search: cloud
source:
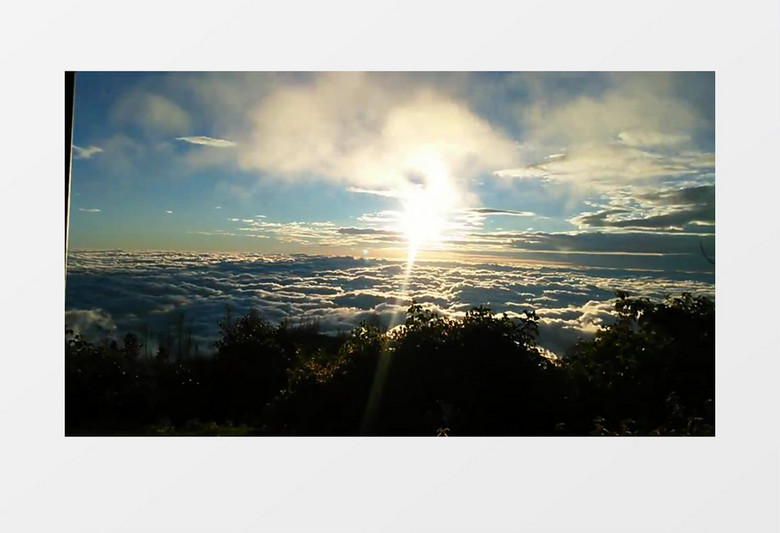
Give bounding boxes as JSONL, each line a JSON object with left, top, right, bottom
{"left": 495, "top": 72, "right": 714, "bottom": 192}
{"left": 467, "top": 208, "right": 536, "bottom": 217}
{"left": 337, "top": 227, "right": 400, "bottom": 236}
{"left": 639, "top": 184, "right": 715, "bottom": 206}
{"left": 226, "top": 218, "right": 404, "bottom": 248}
{"left": 489, "top": 230, "right": 713, "bottom": 256}
{"left": 175, "top": 136, "right": 236, "bottom": 147}
{"left": 235, "top": 72, "right": 519, "bottom": 195}
{"left": 217, "top": 210, "right": 715, "bottom": 270}
{"left": 175, "top": 72, "right": 288, "bottom": 136}
{"left": 72, "top": 145, "right": 103, "bottom": 159}
{"left": 66, "top": 250, "right": 713, "bottom": 359}
{"left": 536, "top": 300, "right": 617, "bottom": 357}
{"left": 617, "top": 130, "right": 691, "bottom": 147}
{"left": 76, "top": 134, "right": 146, "bottom": 180}
{"left": 78, "top": 208, "right": 101, "bottom": 213}
{"left": 525, "top": 73, "right": 703, "bottom": 146}
{"left": 111, "top": 91, "right": 191, "bottom": 137}
{"left": 495, "top": 143, "right": 714, "bottom": 186}
{"left": 571, "top": 185, "right": 715, "bottom": 230}
{"left": 65, "top": 308, "right": 117, "bottom": 341}
{"left": 572, "top": 207, "right": 714, "bottom": 231}
{"left": 347, "top": 187, "right": 402, "bottom": 198}
{"left": 165, "top": 210, "right": 173, "bottom": 214}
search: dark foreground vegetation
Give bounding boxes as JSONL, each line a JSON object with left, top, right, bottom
{"left": 65, "top": 292, "right": 714, "bottom": 436}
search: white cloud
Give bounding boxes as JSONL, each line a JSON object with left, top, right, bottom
{"left": 78, "top": 208, "right": 101, "bottom": 213}
{"left": 175, "top": 136, "right": 236, "bottom": 147}
{"left": 495, "top": 73, "right": 714, "bottom": 194}
{"left": 72, "top": 145, "right": 103, "bottom": 159}
{"left": 165, "top": 210, "right": 173, "bottom": 214}
{"left": 496, "top": 143, "right": 714, "bottom": 186}
{"left": 65, "top": 251, "right": 713, "bottom": 358}
{"left": 524, "top": 74, "right": 701, "bottom": 146}
{"left": 65, "top": 308, "right": 116, "bottom": 341}
{"left": 236, "top": 72, "right": 519, "bottom": 196}
{"left": 347, "top": 187, "right": 402, "bottom": 198}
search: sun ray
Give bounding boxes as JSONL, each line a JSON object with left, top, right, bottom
{"left": 361, "top": 155, "right": 460, "bottom": 433}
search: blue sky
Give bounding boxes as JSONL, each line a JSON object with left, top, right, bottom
{"left": 69, "top": 71, "right": 715, "bottom": 270}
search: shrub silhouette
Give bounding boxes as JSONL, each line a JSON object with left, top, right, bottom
{"left": 65, "top": 293, "right": 715, "bottom": 436}
{"left": 66, "top": 330, "right": 161, "bottom": 432}
{"left": 264, "top": 302, "right": 565, "bottom": 435}
{"left": 261, "top": 320, "right": 385, "bottom": 435}
{"left": 211, "top": 308, "right": 291, "bottom": 424}
{"left": 565, "top": 292, "right": 715, "bottom": 434}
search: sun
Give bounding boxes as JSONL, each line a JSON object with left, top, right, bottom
{"left": 397, "top": 156, "right": 457, "bottom": 266}
{"left": 400, "top": 186, "right": 449, "bottom": 248}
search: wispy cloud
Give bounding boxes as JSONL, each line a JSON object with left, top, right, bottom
{"left": 337, "top": 227, "right": 400, "bottom": 237}
{"left": 165, "top": 210, "right": 173, "bottom": 214}
{"left": 347, "top": 187, "right": 402, "bottom": 198}
{"left": 495, "top": 144, "right": 714, "bottom": 186}
{"left": 467, "top": 208, "right": 536, "bottom": 217}
{"left": 72, "top": 145, "right": 103, "bottom": 160}
{"left": 175, "top": 136, "right": 236, "bottom": 147}
{"left": 78, "top": 208, "right": 101, "bottom": 212}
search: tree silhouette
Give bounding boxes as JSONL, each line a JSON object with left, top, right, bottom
{"left": 65, "top": 293, "right": 715, "bottom": 436}
{"left": 566, "top": 292, "right": 714, "bottom": 434}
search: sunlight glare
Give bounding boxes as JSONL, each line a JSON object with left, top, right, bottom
{"left": 398, "top": 154, "right": 457, "bottom": 269}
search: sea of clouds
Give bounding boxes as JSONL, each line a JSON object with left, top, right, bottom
{"left": 65, "top": 250, "right": 715, "bottom": 359}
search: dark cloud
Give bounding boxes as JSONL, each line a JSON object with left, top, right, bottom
{"left": 467, "top": 208, "right": 536, "bottom": 217}
{"left": 460, "top": 231, "right": 716, "bottom": 266}
{"left": 590, "top": 206, "right": 714, "bottom": 230}
{"left": 639, "top": 184, "right": 714, "bottom": 206}
{"left": 574, "top": 185, "right": 715, "bottom": 230}
{"left": 332, "top": 292, "right": 394, "bottom": 310}
{"left": 571, "top": 209, "right": 631, "bottom": 226}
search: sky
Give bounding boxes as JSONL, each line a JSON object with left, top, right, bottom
{"left": 69, "top": 71, "right": 715, "bottom": 272}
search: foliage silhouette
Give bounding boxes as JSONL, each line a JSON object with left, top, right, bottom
{"left": 565, "top": 292, "right": 715, "bottom": 435}
{"left": 65, "top": 293, "right": 715, "bottom": 436}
